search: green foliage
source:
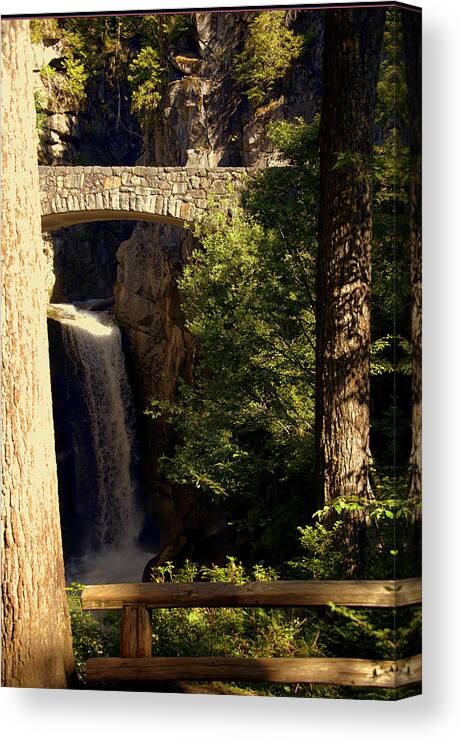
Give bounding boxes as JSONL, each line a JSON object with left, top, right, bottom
{"left": 149, "top": 558, "right": 312, "bottom": 661}
{"left": 134, "top": 13, "right": 193, "bottom": 52}
{"left": 31, "top": 17, "right": 90, "bottom": 113}
{"left": 40, "top": 55, "right": 88, "bottom": 111}
{"left": 286, "top": 522, "right": 348, "bottom": 579}
{"left": 265, "top": 116, "right": 319, "bottom": 166}
{"left": 66, "top": 583, "right": 120, "bottom": 676}
{"left": 31, "top": 14, "right": 194, "bottom": 132}
{"left": 30, "top": 17, "right": 61, "bottom": 44}
{"left": 376, "top": 9, "right": 408, "bottom": 132}
{"left": 151, "top": 205, "right": 315, "bottom": 494}
{"left": 34, "top": 90, "right": 47, "bottom": 138}
{"left": 128, "top": 46, "right": 163, "bottom": 117}
{"left": 234, "top": 11, "right": 304, "bottom": 104}
{"left": 326, "top": 604, "right": 421, "bottom": 661}
{"left": 298, "top": 469, "right": 420, "bottom": 579}
{"left": 370, "top": 335, "right": 411, "bottom": 376}
{"left": 146, "top": 551, "right": 420, "bottom": 698}
{"left": 146, "top": 117, "right": 320, "bottom": 561}
{"left": 313, "top": 491, "right": 418, "bottom": 526}
{"left": 124, "top": 8, "right": 193, "bottom": 119}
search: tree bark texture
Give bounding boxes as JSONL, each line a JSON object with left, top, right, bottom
{"left": 1, "top": 20, "right": 74, "bottom": 688}
{"left": 402, "top": 10, "right": 422, "bottom": 504}
{"left": 315, "top": 9, "right": 385, "bottom": 509}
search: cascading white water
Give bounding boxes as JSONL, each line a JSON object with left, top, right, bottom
{"left": 50, "top": 303, "right": 152, "bottom": 583}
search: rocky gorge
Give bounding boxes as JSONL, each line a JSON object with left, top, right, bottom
{"left": 37, "top": 10, "right": 323, "bottom": 573}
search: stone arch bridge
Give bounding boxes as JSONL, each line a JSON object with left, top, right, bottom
{"left": 39, "top": 166, "right": 256, "bottom": 232}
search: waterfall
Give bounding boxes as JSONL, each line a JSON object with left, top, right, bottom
{"left": 49, "top": 303, "right": 152, "bottom": 584}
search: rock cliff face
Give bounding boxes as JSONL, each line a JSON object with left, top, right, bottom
{"left": 33, "top": 20, "right": 140, "bottom": 302}
{"left": 41, "top": 10, "right": 323, "bottom": 562}
{"left": 32, "top": 26, "right": 140, "bottom": 166}
{"left": 141, "top": 12, "right": 247, "bottom": 167}
{"left": 114, "top": 222, "right": 195, "bottom": 559}
{"left": 45, "top": 221, "right": 134, "bottom": 302}
{"left": 139, "top": 11, "right": 322, "bottom": 168}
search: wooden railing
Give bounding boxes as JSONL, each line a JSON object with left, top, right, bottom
{"left": 81, "top": 578, "right": 422, "bottom": 689}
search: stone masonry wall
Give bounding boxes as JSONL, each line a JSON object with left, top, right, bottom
{"left": 39, "top": 165, "right": 255, "bottom": 230}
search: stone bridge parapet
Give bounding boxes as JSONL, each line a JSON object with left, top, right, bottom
{"left": 39, "top": 165, "right": 256, "bottom": 231}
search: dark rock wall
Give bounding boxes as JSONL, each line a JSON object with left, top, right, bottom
{"left": 34, "top": 23, "right": 140, "bottom": 301}
{"left": 47, "top": 221, "right": 135, "bottom": 302}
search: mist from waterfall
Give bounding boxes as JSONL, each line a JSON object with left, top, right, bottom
{"left": 49, "top": 303, "right": 152, "bottom": 584}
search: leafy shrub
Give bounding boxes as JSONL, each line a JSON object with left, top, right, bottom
{"left": 30, "top": 18, "right": 61, "bottom": 44}
{"left": 40, "top": 54, "right": 88, "bottom": 112}
{"left": 286, "top": 522, "right": 349, "bottom": 580}
{"left": 66, "top": 541, "right": 420, "bottom": 698}
{"left": 146, "top": 552, "right": 420, "bottom": 698}
{"left": 66, "top": 583, "right": 120, "bottom": 677}
{"left": 146, "top": 118, "right": 319, "bottom": 564}
{"left": 234, "top": 11, "right": 304, "bottom": 104}
{"left": 34, "top": 90, "right": 47, "bottom": 139}
{"left": 128, "top": 46, "right": 164, "bottom": 119}
{"left": 147, "top": 556, "right": 335, "bottom": 700}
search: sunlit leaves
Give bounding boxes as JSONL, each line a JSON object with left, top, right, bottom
{"left": 234, "top": 11, "right": 304, "bottom": 104}
{"left": 128, "top": 46, "right": 163, "bottom": 116}
{"left": 146, "top": 121, "right": 319, "bottom": 551}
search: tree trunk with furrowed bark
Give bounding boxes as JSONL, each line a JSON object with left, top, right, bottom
{"left": 402, "top": 9, "right": 422, "bottom": 506}
{"left": 1, "top": 20, "right": 74, "bottom": 688}
{"left": 315, "top": 10, "right": 385, "bottom": 521}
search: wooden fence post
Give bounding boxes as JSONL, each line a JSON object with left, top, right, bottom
{"left": 120, "top": 606, "right": 152, "bottom": 658}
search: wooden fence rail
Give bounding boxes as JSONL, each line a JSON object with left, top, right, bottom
{"left": 82, "top": 577, "right": 421, "bottom": 610}
{"left": 81, "top": 578, "right": 422, "bottom": 689}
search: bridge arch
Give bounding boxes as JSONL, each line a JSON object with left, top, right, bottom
{"left": 39, "top": 165, "right": 252, "bottom": 232}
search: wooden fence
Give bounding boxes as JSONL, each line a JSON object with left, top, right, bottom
{"left": 81, "top": 578, "right": 422, "bottom": 689}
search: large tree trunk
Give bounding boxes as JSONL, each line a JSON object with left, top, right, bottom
{"left": 1, "top": 20, "right": 74, "bottom": 688}
{"left": 402, "top": 10, "right": 422, "bottom": 505}
{"left": 315, "top": 9, "right": 385, "bottom": 512}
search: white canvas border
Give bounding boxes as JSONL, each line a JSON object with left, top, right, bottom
{"left": 1, "top": 0, "right": 461, "bottom": 739}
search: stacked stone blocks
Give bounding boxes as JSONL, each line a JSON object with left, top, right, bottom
{"left": 39, "top": 166, "right": 256, "bottom": 230}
